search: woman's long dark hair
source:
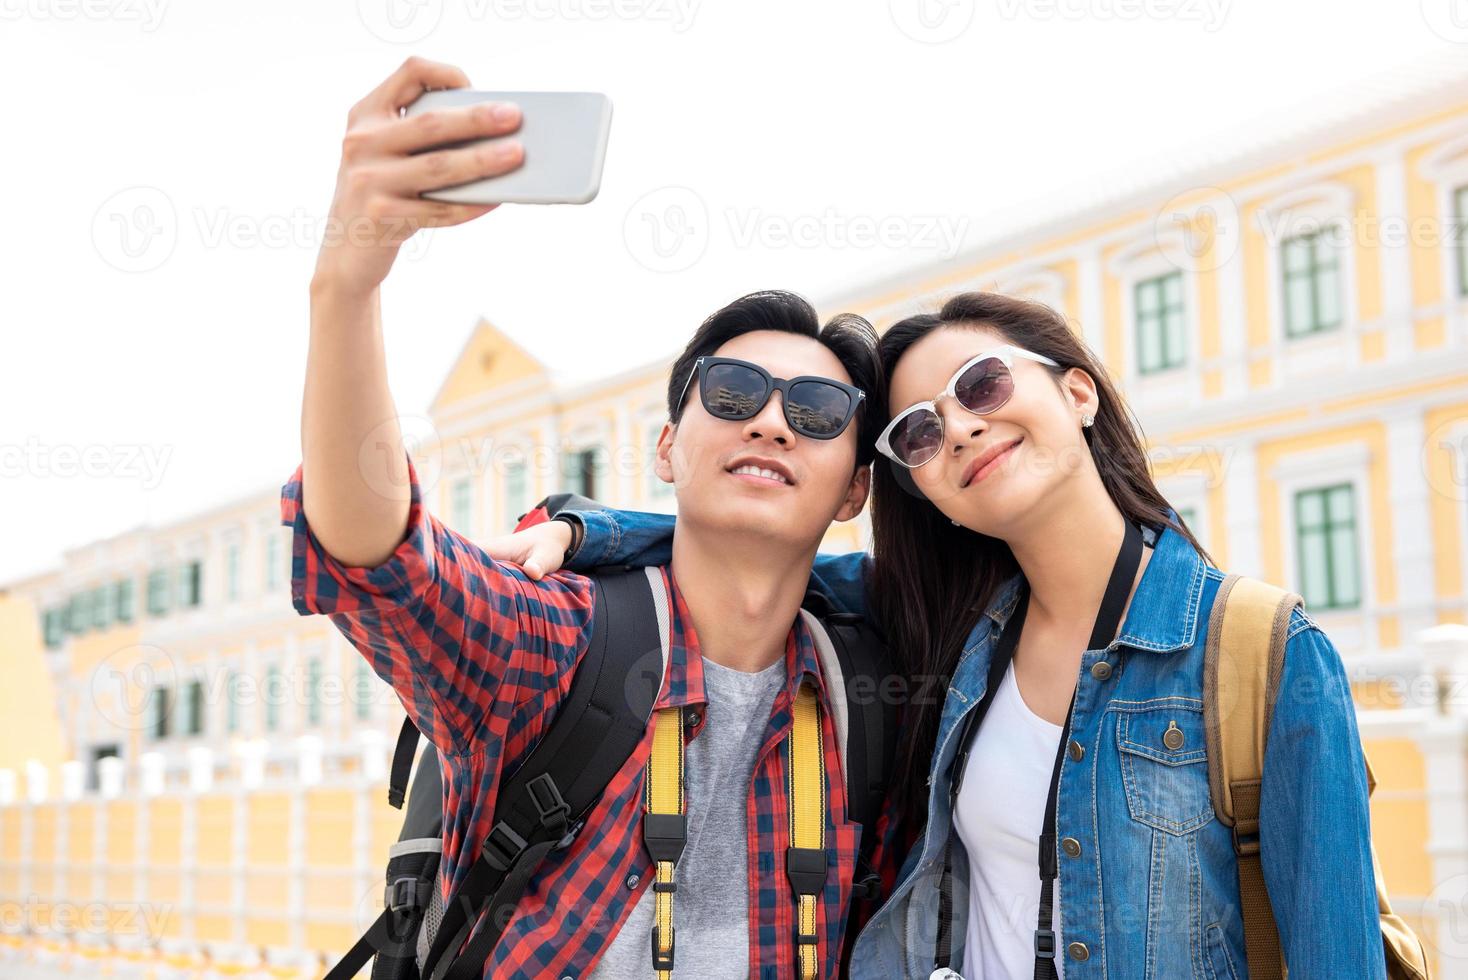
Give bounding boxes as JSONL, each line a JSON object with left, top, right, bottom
{"left": 869, "top": 292, "right": 1216, "bottom": 830}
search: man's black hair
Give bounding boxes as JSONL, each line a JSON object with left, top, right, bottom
{"left": 665, "top": 290, "right": 882, "bottom": 468}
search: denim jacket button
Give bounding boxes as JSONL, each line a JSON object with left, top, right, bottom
{"left": 1067, "top": 739, "right": 1084, "bottom": 762}
{"left": 1061, "top": 836, "right": 1081, "bottom": 858}
{"left": 1163, "top": 719, "right": 1185, "bottom": 750}
{"left": 1068, "top": 941, "right": 1090, "bottom": 961}
{"left": 1090, "top": 660, "right": 1113, "bottom": 681}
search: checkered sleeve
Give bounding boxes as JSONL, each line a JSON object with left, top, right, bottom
{"left": 279, "top": 449, "right": 596, "bottom": 755}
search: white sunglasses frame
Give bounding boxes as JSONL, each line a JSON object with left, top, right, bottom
{"left": 875, "top": 344, "right": 1061, "bottom": 469}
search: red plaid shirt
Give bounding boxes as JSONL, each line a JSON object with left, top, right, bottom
{"left": 280, "top": 451, "right": 900, "bottom": 979}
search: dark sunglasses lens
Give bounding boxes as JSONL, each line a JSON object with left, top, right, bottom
{"left": 954, "top": 357, "right": 1014, "bottom": 414}
{"left": 890, "top": 410, "right": 943, "bottom": 466}
{"left": 704, "top": 362, "right": 768, "bottom": 419}
{"left": 786, "top": 381, "right": 853, "bottom": 437}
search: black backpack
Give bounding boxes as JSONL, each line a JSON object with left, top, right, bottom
{"left": 326, "top": 515, "right": 899, "bottom": 980}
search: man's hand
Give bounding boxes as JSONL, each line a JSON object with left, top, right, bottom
{"left": 314, "top": 56, "right": 525, "bottom": 295}
{"left": 482, "top": 520, "right": 574, "bottom": 581}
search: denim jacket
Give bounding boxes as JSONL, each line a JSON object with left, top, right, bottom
{"left": 568, "top": 508, "right": 1386, "bottom": 979}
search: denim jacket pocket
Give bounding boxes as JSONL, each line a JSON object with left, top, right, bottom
{"left": 1116, "top": 702, "right": 1214, "bottom": 836}
{"left": 1203, "top": 922, "right": 1241, "bottom": 980}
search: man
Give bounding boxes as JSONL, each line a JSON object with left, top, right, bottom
{"left": 286, "top": 57, "right": 897, "bottom": 979}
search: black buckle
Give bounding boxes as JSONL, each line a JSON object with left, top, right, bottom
{"left": 651, "top": 924, "right": 675, "bottom": 970}
{"left": 1034, "top": 928, "right": 1056, "bottom": 959}
{"left": 527, "top": 773, "right": 570, "bottom": 826}
{"left": 786, "top": 847, "right": 828, "bottom": 896}
{"left": 481, "top": 821, "right": 529, "bottom": 873}
{"left": 643, "top": 813, "right": 688, "bottom": 865}
{"left": 852, "top": 872, "right": 881, "bottom": 903}
{"left": 385, "top": 876, "right": 428, "bottom": 913}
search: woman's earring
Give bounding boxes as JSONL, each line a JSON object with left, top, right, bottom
{"left": 1082, "top": 414, "right": 1095, "bottom": 428}
{"left": 951, "top": 518, "right": 961, "bottom": 526}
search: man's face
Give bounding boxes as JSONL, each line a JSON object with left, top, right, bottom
{"left": 654, "top": 330, "right": 870, "bottom": 548}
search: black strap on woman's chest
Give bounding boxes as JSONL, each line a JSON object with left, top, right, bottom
{"left": 934, "top": 519, "right": 1144, "bottom": 978}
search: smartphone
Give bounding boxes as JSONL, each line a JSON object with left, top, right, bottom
{"left": 402, "top": 90, "right": 612, "bottom": 206}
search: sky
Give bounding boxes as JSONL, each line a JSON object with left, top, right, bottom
{"left": 1, "top": 0, "right": 1463, "bottom": 585}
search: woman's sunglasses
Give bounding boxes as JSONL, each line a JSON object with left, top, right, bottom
{"left": 875, "top": 345, "right": 1061, "bottom": 469}
{"left": 676, "top": 355, "right": 866, "bottom": 440}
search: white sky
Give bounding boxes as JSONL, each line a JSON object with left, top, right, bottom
{"left": 1, "top": 0, "right": 1461, "bottom": 585}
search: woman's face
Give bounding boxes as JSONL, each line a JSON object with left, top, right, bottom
{"left": 884, "top": 323, "right": 1095, "bottom": 535}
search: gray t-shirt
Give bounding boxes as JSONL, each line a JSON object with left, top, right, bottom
{"left": 587, "top": 653, "right": 787, "bottom": 978}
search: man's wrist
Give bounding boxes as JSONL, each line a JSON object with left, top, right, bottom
{"left": 552, "top": 513, "right": 585, "bottom": 564}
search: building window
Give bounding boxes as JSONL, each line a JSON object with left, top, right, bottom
{"left": 226, "top": 543, "right": 241, "bottom": 602}
{"left": 92, "top": 584, "right": 111, "bottom": 629}
{"left": 226, "top": 672, "right": 241, "bottom": 734}
{"left": 503, "top": 460, "right": 528, "bottom": 529}
{"left": 1281, "top": 229, "right": 1343, "bottom": 338}
{"left": 42, "top": 609, "right": 64, "bottom": 649}
{"left": 184, "top": 679, "right": 205, "bottom": 736}
{"left": 148, "top": 686, "right": 171, "bottom": 740}
{"left": 178, "top": 560, "right": 203, "bottom": 608}
{"left": 450, "top": 477, "right": 474, "bottom": 532}
{"left": 1294, "top": 483, "right": 1361, "bottom": 611}
{"left": 146, "top": 569, "right": 171, "bottom": 617}
{"left": 114, "top": 578, "right": 134, "bottom": 623}
{"left": 354, "top": 659, "right": 374, "bottom": 721}
{"left": 1455, "top": 184, "right": 1468, "bottom": 298}
{"left": 563, "top": 447, "right": 602, "bottom": 500}
{"left": 266, "top": 534, "right": 282, "bottom": 591}
{"left": 1133, "top": 271, "right": 1187, "bottom": 374}
{"left": 265, "top": 666, "right": 282, "bottom": 732}
{"left": 87, "top": 745, "right": 120, "bottom": 793}
{"left": 64, "top": 594, "right": 88, "bottom": 634}
{"left": 306, "top": 658, "right": 322, "bottom": 726}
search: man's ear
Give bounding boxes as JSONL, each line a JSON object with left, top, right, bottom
{"left": 834, "top": 464, "right": 871, "bottom": 523}
{"left": 653, "top": 420, "right": 676, "bottom": 487}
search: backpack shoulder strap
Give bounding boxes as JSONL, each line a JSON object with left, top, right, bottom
{"left": 798, "top": 606, "right": 899, "bottom": 900}
{"left": 416, "top": 565, "right": 673, "bottom": 980}
{"left": 1203, "top": 572, "right": 1298, "bottom": 980}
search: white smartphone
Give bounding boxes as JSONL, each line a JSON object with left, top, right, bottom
{"left": 401, "top": 89, "right": 612, "bottom": 206}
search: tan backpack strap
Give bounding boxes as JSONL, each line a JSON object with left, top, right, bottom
{"left": 1203, "top": 574, "right": 1298, "bottom": 980}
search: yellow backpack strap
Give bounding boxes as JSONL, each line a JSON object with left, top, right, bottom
{"left": 644, "top": 706, "right": 687, "bottom": 979}
{"left": 1203, "top": 573, "right": 1296, "bottom": 980}
{"left": 786, "top": 682, "right": 827, "bottom": 980}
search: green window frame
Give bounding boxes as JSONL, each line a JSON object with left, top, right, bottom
{"left": 265, "top": 665, "right": 282, "bottom": 732}
{"left": 114, "top": 578, "right": 134, "bottom": 623}
{"left": 146, "top": 568, "right": 171, "bottom": 617}
{"left": 450, "top": 477, "right": 474, "bottom": 532}
{"left": 226, "top": 543, "right": 241, "bottom": 602}
{"left": 184, "top": 679, "right": 205, "bottom": 736}
{"left": 1281, "top": 229, "right": 1343, "bottom": 338}
{"left": 307, "top": 658, "right": 322, "bottom": 726}
{"left": 1133, "top": 271, "right": 1187, "bottom": 374}
{"left": 502, "top": 459, "right": 528, "bottom": 529}
{"left": 354, "top": 659, "right": 373, "bottom": 721}
{"left": 1293, "top": 483, "right": 1361, "bottom": 611}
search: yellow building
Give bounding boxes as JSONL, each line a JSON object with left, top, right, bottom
{"left": 4, "top": 57, "right": 1468, "bottom": 976}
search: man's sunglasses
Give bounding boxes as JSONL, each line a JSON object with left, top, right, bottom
{"left": 875, "top": 345, "right": 1060, "bottom": 469}
{"left": 675, "top": 356, "right": 866, "bottom": 440}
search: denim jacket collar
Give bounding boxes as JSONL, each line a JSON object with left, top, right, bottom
{"left": 976, "top": 510, "right": 1205, "bottom": 656}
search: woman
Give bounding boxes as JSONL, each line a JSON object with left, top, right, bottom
{"left": 498, "top": 292, "right": 1387, "bottom": 978}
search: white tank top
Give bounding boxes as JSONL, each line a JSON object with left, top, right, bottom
{"left": 951, "top": 659, "right": 1066, "bottom": 980}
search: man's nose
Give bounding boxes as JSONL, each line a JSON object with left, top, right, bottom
{"left": 741, "top": 390, "right": 793, "bottom": 445}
